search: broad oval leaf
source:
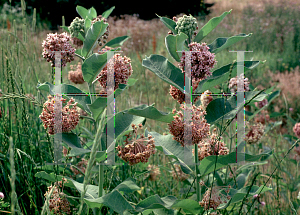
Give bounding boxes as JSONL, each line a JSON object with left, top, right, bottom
{"left": 156, "top": 14, "right": 177, "bottom": 34}
{"left": 76, "top": 5, "right": 89, "bottom": 19}
{"left": 104, "top": 35, "right": 130, "bottom": 48}
{"left": 142, "top": 54, "right": 185, "bottom": 93}
{"left": 81, "top": 21, "right": 109, "bottom": 58}
{"left": 208, "top": 33, "right": 252, "bottom": 54}
{"left": 194, "top": 10, "right": 232, "bottom": 43}
{"left": 165, "top": 33, "right": 188, "bottom": 62}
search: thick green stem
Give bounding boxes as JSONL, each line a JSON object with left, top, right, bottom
{"left": 194, "top": 143, "right": 200, "bottom": 202}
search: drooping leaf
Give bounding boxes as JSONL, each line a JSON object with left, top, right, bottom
{"left": 113, "top": 177, "right": 140, "bottom": 194}
{"left": 84, "top": 190, "right": 134, "bottom": 214}
{"left": 165, "top": 33, "right": 188, "bottom": 62}
{"left": 171, "top": 199, "right": 203, "bottom": 214}
{"left": 142, "top": 54, "right": 184, "bottom": 92}
{"left": 135, "top": 195, "right": 177, "bottom": 212}
{"left": 81, "top": 21, "right": 109, "bottom": 58}
{"left": 36, "top": 82, "right": 91, "bottom": 114}
{"left": 35, "top": 171, "right": 76, "bottom": 188}
{"left": 145, "top": 129, "right": 194, "bottom": 175}
{"left": 208, "top": 33, "right": 252, "bottom": 54}
{"left": 105, "top": 35, "right": 130, "bottom": 48}
{"left": 194, "top": 10, "right": 232, "bottom": 43}
{"left": 123, "top": 104, "right": 176, "bottom": 123}
{"left": 198, "top": 151, "right": 273, "bottom": 176}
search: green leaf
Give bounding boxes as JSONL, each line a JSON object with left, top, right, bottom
{"left": 36, "top": 82, "right": 91, "bottom": 114}
{"left": 165, "top": 33, "right": 188, "bottom": 62}
{"left": 76, "top": 5, "right": 89, "bottom": 19}
{"left": 88, "top": 7, "right": 97, "bottom": 19}
{"left": 71, "top": 180, "right": 99, "bottom": 199}
{"left": 104, "top": 35, "right": 130, "bottom": 48}
{"left": 198, "top": 151, "right": 273, "bottom": 176}
{"left": 145, "top": 129, "right": 194, "bottom": 175}
{"left": 194, "top": 10, "right": 232, "bottom": 43}
{"left": 60, "top": 25, "right": 70, "bottom": 33}
{"left": 142, "top": 54, "right": 184, "bottom": 93}
{"left": 135, "top": 195, "right": 177, "bottom": 212}
{"left": 208, "top": 33, "right": 252, "bottom": 54}
{"left": 171, "top": 199, "right": 203, "bottom": 214}
{"left": 113, "top": 177, "right": 140, "bottom": 194}
{"left": 84, "top": 190, "right": 134, "bottom": 214}
{"left": 102, "top": 6, "right": 115, "bottom": 19}
{"left": 195, "top": 61, "right": 260, "bottom": 94}
{"left": 84, "top": 17, "right": 92, "bottom": 33}
{"left": 156, "top": 14, "right": 177, "bottom": 34}
{"left": 81, "top": 21, "right": 109, "bottom": 58}
{"left": 35, "top": 171, "right": 76, "bottom": 189}
{"left": 123, "top": 104, "right": 176, "bottom": 123}
{"left": 81, "top": 52, "right": 113, "bottom": 84}
{"left": 87, "top": 78, "right": 137, "bottom": 120}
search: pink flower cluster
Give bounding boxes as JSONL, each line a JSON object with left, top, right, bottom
{"left": 200, "top": 90, "right": 214, "bottom": 110}
{"left": 70, "top": 158, "right": 88, "bottom": 176}
{"left": 39, "top": 94, "right": 80, "bottom": 135}
{"left": 97, "top": 53, "right": 133, "bottom": 93}
{"left": 171, "top": 164, "right": 189, "bottom": 181}
{"left": 116, "top": 124, "right": 156, "bottom": 165}
{"left": 179, "top": 42, "right": 217, "bottom": 81}
{"left": 245, "top": 122, "right": 265, "bottom": 144}
{"left": 193, "top": 128, "right": 229, "bottom": 161}
{"left": 228, "top": 74, "right": 250, "bottom": 93}
{"left": 42, "top": 32, "right": 75, "bottom": 68}
{"left": 44, "top": 179, "right": 71, "bottom": 214}
{"left": 199, "top": 186, "right": 231, "bottom": 210}
{"left": 168, "top": 104, "right": 210, "bottom": 146}
{"left": 293, "top": 123, "right": 300, "bottom": 139}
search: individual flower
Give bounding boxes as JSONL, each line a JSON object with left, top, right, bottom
{"left": 168, "top": 104, "right": 210, "bottom": 146}
{"left": 200, "top": 90, "right": 213, "bottom": 110}
{"left": 44, "top": 179, "right": 71, "bottom": 215}
{"left": 116, "top": 124, "right": 155, "bottom": 165}
{"left": 179, "top": 42, "right": 217, "bottom": 81}
{"left": 91, "top": 15, "right": 109, "bottom": 46}
{"left": 68, "top": 62, "right": 85, "bottom": 84}
{"left": 171, "top": 164, "right": 189, "bottom": 181}
{"left": 70, "top": 158, "right": 88, "bottom": 176}
{"left": 255, "top": 98, "right": 268, "bottom": 109}
{"left": 174, "top": 14, "right": 198, "bottom": 38}
{"left": 228, "top": 74, "right": 250, "bottom": 93}
{"left": 62, "top": 146, "right": 68, "bottom": 157}
{"left": 42, "top": 32, "right": 75, "bottom": 67}
{"left": 39, "top": 94, "right": 80, "bottom": 135}
{"left": 0, "top": 192, "right": 4, "bottom": 199}
{"left": 293, "top": 122, "right": 300, "bottom": 138}
{"left": 193, "top": 128, "right": 229, "bottom": 161}
{"left": 146, "top": 164, "right": 161, "bottom": 181}
{"left": 68, "top": 17, "right": 84, "bottom": 38}
{"left": 254, "top": 110, "right": 270, "bottom": 125}
{"left": 245, "top": 122, "right": 265, "bottom": 144}
{"left": 169, "top": 78, "right": 201, "bottom": 104}
{"left": 97, "top": 52, "right": 133, "bottom": 94}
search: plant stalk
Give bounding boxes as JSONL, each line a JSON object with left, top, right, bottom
{"left": 194, "top": 143, "right": 200, "bottom": 202}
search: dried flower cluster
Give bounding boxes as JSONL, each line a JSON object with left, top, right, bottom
{"left": 97, "top": 52, "right": 133, "bottom": 93}
{"left": 42, "top": 32, "right": 75, "bottom": 67}
{"left": 146, "top": 164, "right": 161, "bottom": 181}
{"left": 293, "top": 123, "right": 300, "bottom": 139}
{"left": 199, "top": 186, "right": 230, "bottom": 210}
{"left": 171, "top": 164, "right": 189, "bottom": 181}
{"left": 200, "top": 90, "right": 213, "bottom": 110}
{"left": 179, "top": 42, "right": 217, "bottom": 81}
{"left": 193, "top": 128, "right": 229, "bottom": 161}
{"left": 245, "top": 122, "right": 265, "bottom": 144}
{"left": 91, "top": 15, "right": 109, "bottom": 46}
{"left": 168, "top": 104, "right": 210, "bottom": 146}
{"left": 70, "top": 158, "right": 88, "bottom": 175}
{"left": 173, "top": 15, "right": 198, "bottom": 38}
{"left": 39, "top": 94, "right": 80, "bottom": 135}
{"left": 169, "top": 78, "right": 201, "bottom": 104}
{"left": 44, "top": 179, "right": 71, "bottom": 214}
{"left": 228, "top": 74, "right": 250, "bottom": 93}
{"left": 68, "top": 62, "right": 85, "bottom": 84}
{"left": 116, "top": 124, "right": 156, "bottom": 165}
